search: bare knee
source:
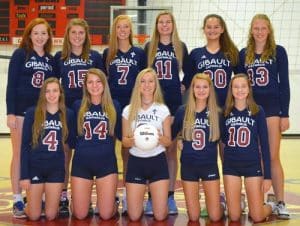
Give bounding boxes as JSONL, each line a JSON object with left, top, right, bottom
{"left": 229, "top": 213, "right": 240, "bottom": 222}
{"left": 250, "top": 213, "right": 265, "bottom": 223}
{"left": 73, "top": 210, "right": 88, "bottom": 220}
{"left": 28, "top": 213, "right": 40, "bottom": 221}
{"left": 209, "top": 212, "right": 222, "bottom": 222}
{"left": 188, "top": 210, "right": 200, "bottom": 222}
{"left": 99, "top": 210, "right": 114, "bottom": 220}
{"left": 153, "top": 211, "right": 168, "bottom": 221}
{"left": 128, "top": 211, "right": 142, "bottom": 222}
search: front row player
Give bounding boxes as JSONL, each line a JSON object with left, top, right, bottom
{"left": 172, "top": 73, "right": 225, "bottom": 222}
{"left": 222, "top": 74, "right": 276, "bottom": 222}
{"left": 20, "top": 78, "right": 75, "bottom": 221}
{"left": 71, "top": 68, "right": 121, "bottom": 220}
{"left": 122, "top": 68, "right": 172, "bottom": 221}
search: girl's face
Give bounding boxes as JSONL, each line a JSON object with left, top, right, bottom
{"left": 232, "top": 77, "right": 249, "bottom": 101}
{"left": 45, "top": 82, "right": 60, "bottom": 105}
{"left": 193, "top": 79, "right": 210, "bottom": 101}
{"left": 116, "top": 19, "right": 131, "bottom": 41}
{"left": 86, "top": 73, "right": 104, "bottom": 98}
{"left": 140, "top": 72, "right": 156, "bottom": 97}
{"left": 251, "top": 19, "right": 270, "bottom": 45}
{"left": 69, "top": 25, "right": 86, "bottom": 48}
{"left": 203, "top": 17, "right": 224, "bottom": 41}
{"left": 30, "top": 24, "right": 49, "bottom": 49}
{"left": 157, "top": 14, "right": 173, "bottom": 36}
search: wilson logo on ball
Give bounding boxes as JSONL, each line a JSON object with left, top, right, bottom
{"left": 134, "top": 124, "right": 159, "bottom": 151}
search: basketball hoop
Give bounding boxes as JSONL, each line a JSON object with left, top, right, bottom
{"left": 134, "top": 34, "right": 150, "bottom": 46}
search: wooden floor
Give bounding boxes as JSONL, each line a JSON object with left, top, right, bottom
{"left": 0, "top": 137, "right": 299, "bottom": 226}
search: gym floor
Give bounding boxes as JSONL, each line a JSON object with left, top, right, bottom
{"left": 0, "top": 137, "right": 299, "bottom": 226}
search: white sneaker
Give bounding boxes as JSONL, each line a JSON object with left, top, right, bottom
{"left": 276, "top": 201, "right": 290, "bottom": 219}
{"left": 121, "top": 198, "right": 127, "bottom": 216}
{"left": 241, "top": 193, "right": 246, "bottom": 212}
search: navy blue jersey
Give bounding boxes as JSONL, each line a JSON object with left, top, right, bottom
{"left": 222, "top": 106, "right": 271, "bottom": 179}
{"left": 73, "top": 99, "right": 122, "bottom": 154}
{"left": 102, "top": 46, "right": 147, "bottom": 109}
{"left": 20, "top": 107, "right": 76, "bottom": 180}
{"left": 6, "top": 48, "right": 57, "bottom": 115}
{"left": 172, "top": 105, "right": 218, "bottom": 165}
{"left": 54, "top": 50, "right": 105, "bottom": 107}
{"left": 237, "top": 45, "right": 290, "bottom": 117}
{"left": 189, "top": 47, "right": 237, "bottom": 107}
{"left": 145, "top": 42, "right": 192, "bottom": 115}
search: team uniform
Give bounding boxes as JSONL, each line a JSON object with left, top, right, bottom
{"left": 102, "top": 47, "right": 147, "bottom": 109}
{"left": 55, "top": 50, "right": 105, "bottom": 108}
{"left": 144, "top": 42, "right": 192, "bottom": 115}
{"left": 188, "top": 47, "right": 237, "bottom": 107}
{"left": 6, "top": 48, "right": 57, "bottom": 116}
{"left": 20, "top": 107, "right": 76, "bottom": 183}
{"left": 122, "top": 103, "right": 170, "bottom": 184}
{"left": 172, "top": 106, "right": 220, "bottom": 181}
{"left": 71, "top": 100, "right": 122, "bottom": 179}
{"left": 237, "top": 45, "right": 290, "bottom": 117}
{"left": 222, "top": 106, "right": 271, "bottom": 179}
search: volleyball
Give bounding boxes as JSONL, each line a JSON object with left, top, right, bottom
{"left": 134, "top": 124, "right": 159, "bottom": 151}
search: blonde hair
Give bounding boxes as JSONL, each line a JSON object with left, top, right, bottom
{"left": 202, "top": 14, "right": 239, "bottom": 66}
{"left": 126, "top": 68, "right": 164, "bottom": 136}
{"left": 147, "top": 11, "right": 184, "bottom": 69}
{"left": 245, "top": 14, "right": 276, "bottom": 64}
{"left": 32, "top": 78, "right": 68, "bottom": 148}
{"left": 106, "top": 15, "right": 134, "bottom": 70}
{"left": 224, "top": 73, "right": 259, "bottom": 117}
{"left": 61, "top": 18, "right": 91, "bottom": 61}
{"left": 20, "top": 18, "right": 53, "bottom": 56}
{"left": 77, "top": 68, "right": 116, "bottom": 136}
{"left": 183, "top": 73, "right": 220, "bottom": 142}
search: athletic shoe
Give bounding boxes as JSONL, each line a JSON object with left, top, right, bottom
{"left": 58, "top": 198, "right": 70, "bottom": 217}
{"left": 276, "top": 201, "right": 290, "bottom": 219}
{"left": 267, "top": 194, "right": 277, "bottom": 214}
{"left": 13, "top": 201, "right": 26, "bottom": 219}
{"left": 121, "top": 198, "right": 127, "bottom": 216}
{"left": 168, "top": 195, "right": 178, "bottom": 215}
{"left": 94, "top": 204, "right": 99, "bottom": 216}
{"left": 144, "top": 199, "right": 153, "bottom": 216}
{"left": 40, "top": 200, "right": 45, "bottom": 217}
{"left": 88, "top": 202, "right": 94, "bottom": 216}
{"left": 200, "top": 207, "right": 208, "bottom": 217}
{"left": 220, "top": 192, "right": 227, "bottom": 211}
{"left": 266, "top": 200, "right": 277, "bottom": 213}
{"left": 241, "top": 193, "right": 246, "bottom": 212}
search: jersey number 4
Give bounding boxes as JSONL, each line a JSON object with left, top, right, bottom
{"left": 83, "top": 121, "right": 107, "bottom": 140}
{"left": 42, "top": 131, "right": 58, "bottom": 152}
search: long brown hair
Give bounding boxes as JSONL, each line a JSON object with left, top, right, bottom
{"left": 126, "top": 68, "right": 164, "bottom": 136}
{"left": 106, "top": 15, "right": 134, "bottom": 70}
{"left": 203, "top": 14, "right": 239, "bottom": 66}
{"left": 61, "top": 18, "right": 91, "bottom": 61}
{"left": 77, "top": 68, "right": 116, "bottom": 136}
{"left": 183, "top": 73, "right": 221, "bottom": 141}
{"left": 32, "top": 78, "right": 68, "bottom": 148}
{"left": 20, "top": 18, "right": 53, "bottom": 56}
{"left": 224, "top": 73, "right": 259, "bottom": 117}
{"left": 245, "top": 14, "right": 276, "bottom": 64}
{"left": 147, "top": 11, "right": 184, "bottom": 69}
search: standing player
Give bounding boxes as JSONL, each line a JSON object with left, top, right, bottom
{"left": 103, "top": 15, "right": 147, "bottom": 214}
{"left": 71, "top": 68, "right": 121, "bottom": 220}
{"left": 20, "top": 78, "right": 75, "bottom": 221}
{"left": 222, "top": 74, "right": 275, "bottom": 222}
{"left": 6, "top": 18, "right": 56, "bottom": 218}
{"left": 238, "top": 14, "right": 290, "bottom": 219}
{"left": 122, "top": 68, "right": 171, "bottom": 221}
{"left": 188, "top": 14, "right": 239, "bottom": 107}
{"left": 54, "top": 18, "right": 105, "bottom": 216}
{"left": 172, "top": 73, "right": 225, "bottom": 221}
{"left": 144, "top": 11, "right": 192, "bottom": 215}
